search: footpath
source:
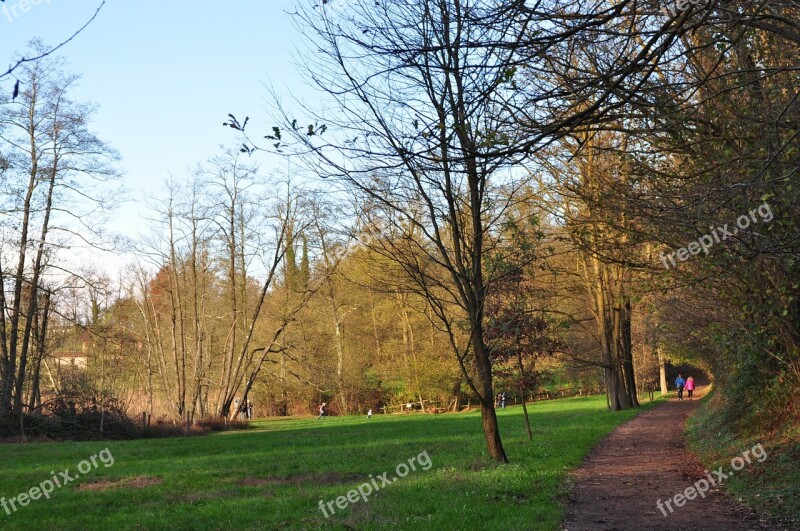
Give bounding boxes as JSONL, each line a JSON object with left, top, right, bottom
{"left": 562, "top": 387, "right": 770, "bottom": 530}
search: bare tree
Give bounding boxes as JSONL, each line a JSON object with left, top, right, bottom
{"left": 0, "top": 48, "right": 119, "bottom": 422}
{"left": 221, "top": 182, "right": 322, "bottom": 420}
{"left": 260, "top": 0, "right": 550, "bottom": 462}
{"left": 138, "top": 176, "right": 214, "bottom": 427}
{"left": 204, "top": 151, "right": 260, "bottom": 418}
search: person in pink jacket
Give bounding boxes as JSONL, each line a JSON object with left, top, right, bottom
{"left": 685, "top": 376, "right": 695, "bottom": 399}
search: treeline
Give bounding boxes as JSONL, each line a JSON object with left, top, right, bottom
{"left": 234, "top": 0, "right": 800, "bottom": 460}
{"left": 30, "top": 167, "right": 602, "bottom": 427}
{"left": 2, "top": 2, "right": 799, "bottom": 461}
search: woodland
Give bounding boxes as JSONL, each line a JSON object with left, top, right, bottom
{"left": 1, "top": 1, "right": 798, "bottom": 465}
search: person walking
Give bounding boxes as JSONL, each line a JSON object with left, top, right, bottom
{"left": 500, "top": 391, "right": 507, "bottom": 409}
{"left": 367, "top": 409, "right": 372, "bottom": 419}
{"left": 685, "top": 376, "right": 695, "bottom": 400}
{"left": 318, "top": 402, "right": 327, "bottom": 420}
{"left": 675, "top": 374, "right": 686, "bottom": 400}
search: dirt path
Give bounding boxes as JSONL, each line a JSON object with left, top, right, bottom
{"left": 562, "top": 387, "right": 768, "bottom": 530}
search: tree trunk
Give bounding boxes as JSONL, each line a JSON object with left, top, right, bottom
{"left": 479, "top": 400, "right": 507, "bottom": 462}
{"left": 14, "top": 161, "right": 58, "bottom": 419}
{"left": 517, "top": 351, "right": 533, "bottom": 441}
{"left": 27, "top": 292, "right": 49, "bottom": 413}
{"left": 334, "top": 309, "right": 347, "bottom": 414}
{"left": 1, "top": 114, "right": 40, "bottom": 415}
{"left": 472, "top": 332, "right": 508, "bottom": 462}
{"left": 621, "top": 300, "right": 640, "bottom": 407}
{"left": 658, "top": 346, "right": 668, "bottom": 395}
{"left": 451, "top": 379, "right": 461, "bottom": 412}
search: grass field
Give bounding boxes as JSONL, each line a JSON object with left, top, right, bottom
{"left": 0, "top": 395, "right": 661, "bottom": 530}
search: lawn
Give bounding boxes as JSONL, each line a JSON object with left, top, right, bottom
{"left": 0, "top": 395, "right": 660, "bottom": 530}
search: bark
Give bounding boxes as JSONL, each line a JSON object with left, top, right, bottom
{"left": 658, "top": 346, "right": 668, "bottom": 395}
{"left": 398, "top": 293, "right": 425, "bottom": 413}
{"left": 167, "top": 210, "right": 187, "bottom": 421}
{"left": 621, "top": 300, "right": 639, "bottom": 408}
{"left": 220, "top": 190, "right": 239, "bottom": 418}
{"left": 0, "top": 257, "right": 8, "bottom": 406}
{"left": 371, "top": 298, "right": 383, "bottom": 359}
{"left": 517, "top": 350, "right": 533, "bottom": 441}
{"left": 13, "top": 125, "right": 59, "bottom": 418}
{"left": 479, "top": 402, "right": 507, "bottom": 463}
{"left": 333, "top": 303, "right": 347, "bottom": 414}
{"left": 450, "top": 379, "right": 461, "bottom": 412}
{"left": 472, "top": 330, "right": 508, "bottom": 462}
{"left": 0, "top": 92, "right": 38, "bottom": 414}
{"left": 26, "top": 291, "right": 50, "bottom": 412}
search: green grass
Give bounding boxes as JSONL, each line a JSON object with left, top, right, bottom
{"left": 0, "top": 395, "right": 662, "bottom": 530}
{"left": 686, "top": 390, "right": 800, "bottom": 527}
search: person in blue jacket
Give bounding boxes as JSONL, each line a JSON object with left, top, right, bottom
{"left": 675, "top": 374, "right": 686, "bottom": 400}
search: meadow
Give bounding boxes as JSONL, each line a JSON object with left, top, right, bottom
{"left": 0, "top": 395, "right": 660, "bottom": 530}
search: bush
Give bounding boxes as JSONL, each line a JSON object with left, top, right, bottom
{"left": 1, "top": 377, "right": 252, "bottom": 441}
{"left": 195, "top": 417, "right": 250, "bottom": 432}
{"left": 18, "top": 383, "right": 140, "bottom": 440}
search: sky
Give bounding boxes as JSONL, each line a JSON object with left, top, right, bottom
{"left": 1, "top": 0, "right": 322, "bottom": 274}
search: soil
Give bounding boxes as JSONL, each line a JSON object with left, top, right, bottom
{"left": 78, "top": 476, "right": 162, "bottom": 491}
{"left": 562, "top": 387, "right": 773, "bottom": 531}
{"left": 239, "top": 471, "right": 362, "bottom": 486}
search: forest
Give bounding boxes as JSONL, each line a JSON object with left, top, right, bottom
{"left": 1, "top": 0, "right": 798, "bottom": 470}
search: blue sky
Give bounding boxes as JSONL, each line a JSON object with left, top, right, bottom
{"left": 1, "top": 0, "right": 317, "bottom": 269}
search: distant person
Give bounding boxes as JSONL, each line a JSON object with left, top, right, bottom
{"left": 318, "top": 402, "right": 327, "bottom": 420}
{"left": 685, "top": 376, "right": 695, "bottom": 400}
{"left": 247, "top": 400, "right": 253, "bottom": 419}
{"left": 406, "top": 402, "right": 413, "bottom": 413}
{"left": 500, "top": 391, "right": 507, "bottom": 409}
{"left": 367, "top": 409, "right": 372, "bottom": 419}
{"left": 675, "top": 374, "right": 686, "bottom": 400}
